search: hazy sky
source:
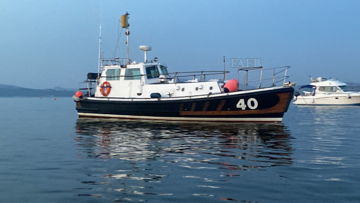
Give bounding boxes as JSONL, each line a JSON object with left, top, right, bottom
{"left": 0, "top": 0, "right": 359, "bottom": 88}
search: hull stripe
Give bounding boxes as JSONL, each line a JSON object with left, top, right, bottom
{"left": 78, "top": 112, "right": 283, "bottom": 122}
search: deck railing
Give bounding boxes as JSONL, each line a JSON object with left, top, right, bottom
{"left": 80, "top": 57, "right": 290, "bottom": 96}
{"left": 236, "top": 66, "right": 290, "bottom": 89}
{"left": 90, "top": 70, "right": 229, "bottom": 83}
{"left": 100, "top": 57, "right": 129, "bottom": 67}
{"left": 230, "top": 57, "right": 290, "bottom": 89}
{"left": 168, "top": 70, "right": 229, "bottom": 83}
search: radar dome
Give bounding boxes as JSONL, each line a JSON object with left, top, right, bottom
{"left": 139, "top": 45, "right": 151, "bottom": 52}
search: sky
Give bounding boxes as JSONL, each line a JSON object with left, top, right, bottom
{"left": 0, "top": 0, "right": 359, "bottom": 89}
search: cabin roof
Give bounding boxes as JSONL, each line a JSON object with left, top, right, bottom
{"left": 310, "top": 79, "right": 347, "bottom": 87}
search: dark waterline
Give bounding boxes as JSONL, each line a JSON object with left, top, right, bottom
{"left": 0, "top": 98, "right": 359, "bottom": 202}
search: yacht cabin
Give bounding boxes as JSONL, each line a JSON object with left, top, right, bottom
{"left": 305, "top": 78, "right": 347, "bottom": 96}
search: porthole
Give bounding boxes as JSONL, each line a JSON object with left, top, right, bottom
{"left": 209, "top": 86, "right": 213, "bottom": 90}
{"left": 181, "top": 88, "right": 185, "bottom": 91}
{"left": 195, "top": 87, "right": 199, "bottom": 91}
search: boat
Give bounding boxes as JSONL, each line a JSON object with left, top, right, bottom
{"left": 73, "top": 14, "right": 295, "bottom": 122}
{"left": 293, "top": 77, "right": 360, "bottom": 105}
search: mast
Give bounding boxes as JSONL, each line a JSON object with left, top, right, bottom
{"left": 97, "top": 0, "right": 103, "bottom": 75}
{"left": 121, "top": 13, "right": 130, "bottom": 63}
{"left": 97, "top": 24, "right": 103, "bottom": 76}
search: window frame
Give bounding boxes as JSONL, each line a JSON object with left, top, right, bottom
{"left": 146, "top": 66, "right": 160, "bottom": 79}
{"left": 318, "top": 86, "right": 338, "bottom": 92}
{"left": 124, "top": 68, "right": 141, "bottom": 80}
{"left": 105, "top": 68, "right": 120, "bottom": 80}
{"left": 159, "top": 65, "right": 169, "bottom": 75}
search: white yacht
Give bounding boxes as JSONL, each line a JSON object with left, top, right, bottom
{"left": 293, "top": 77, "right": 360, "bottom": 105}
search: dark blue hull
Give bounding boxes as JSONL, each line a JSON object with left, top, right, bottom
{"left": 75, "top": 87, "right": 294, "bottom": 122}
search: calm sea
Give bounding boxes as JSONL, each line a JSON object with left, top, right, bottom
{"left": 0, "top": 97, "right": 359, "bottom": 202}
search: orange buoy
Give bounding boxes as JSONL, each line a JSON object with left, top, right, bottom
{"left": 75, "top": 91, "right": 83, "bottom": 98}
{"left": 224, "top": 79, "right": 239, "bottom": 92}
{"left": 100, "top": 81, "right": 112, "bottom": 96}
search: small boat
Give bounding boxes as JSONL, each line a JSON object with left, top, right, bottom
{"left": 73, "top": 14, "right": 294, "bottom": 122}
{"left": 293, "top": 77, "right": 360, "bottom": 105}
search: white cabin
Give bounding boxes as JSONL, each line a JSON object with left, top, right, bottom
{"left": 310, "top": 77, "right": 347, "bottom": 94}
{"left": 95, "top": 62, "right": 223, "bottom": 98}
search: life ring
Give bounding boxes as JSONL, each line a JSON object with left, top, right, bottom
{"left": 100, "top": 81, "right": 112, "bottom": 96}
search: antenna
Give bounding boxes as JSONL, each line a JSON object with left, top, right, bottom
{"left": 97, "top": 24, "right": 103, "bottom": 76}
{"left": 97, "top": 0, "right": 103, "bottom": 76}
{"left": 223, "top": 56, "right": 226, "bottom": 81}
{"left": 121, "top": 13, "right": 130, "bottom": 63}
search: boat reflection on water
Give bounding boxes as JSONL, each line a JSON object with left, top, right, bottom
{"left": 75, "top": 119, "right": 293, "bottom": 167}
{"left": 74, "top": 119, "right": 293, "bottom": 201}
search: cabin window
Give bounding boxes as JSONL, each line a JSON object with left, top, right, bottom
{"left": 339, "top": 85, "right": 351, "bottom": 91}
{"left": 318, "top": 86, "right": 338, "bottom": 92}
{"left": 146, "top": 66, "right": 160, "bottom": 79}
{"left": 124, "top": 68, "right": 141, "bottom": 80}
{"left": 160, "top": 65, "right": 169, "bottom": 75}
{"left": 106, "top": 69, "right": 120, "bottom": 80}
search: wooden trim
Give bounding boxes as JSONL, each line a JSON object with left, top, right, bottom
{"left": 202, "top": 101, "right": 210, "bottom": 111}
{"left": 179, "top": 103, "right": 184, "bottom": 111}
{"left": 216, "top": 100, "right": 226, "bottom": 111}
{"left": 191, "top": 102, "right": 196, "bottom": 111}
{"left": 179, "top": 92, "right": 291, "bottom": 116}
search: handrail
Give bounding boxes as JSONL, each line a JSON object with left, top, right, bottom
{"left": 169, "top": 70, "right": 229, "bottom": 74}
{"left": 80, "top": 63, "right": 290, "bottom": 96}
{"left": 94, "top": 70, "right": 229, "bottom": 83}
{"left": 101, "top": 57, "right": 129, "bottom": 66}
{"left": 236, "top": 65, "right": 290, "bottom": 89}
{"left": 169, "top": 70, "right": 228, "bottom": 83}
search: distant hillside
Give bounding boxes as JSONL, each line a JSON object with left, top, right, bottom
{"left": 0, "top": 84, "right": 75, "bottom": 97}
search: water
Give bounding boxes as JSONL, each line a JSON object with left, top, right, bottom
{"left": 0, "top": 98, "right": 359, "bottom": 202}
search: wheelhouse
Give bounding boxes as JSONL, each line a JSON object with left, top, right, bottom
{"left": 94, "top": 61, "right": 224, "bottom": 98}
{"left": 101, "top": 63, "right": 170, "bottom": 83}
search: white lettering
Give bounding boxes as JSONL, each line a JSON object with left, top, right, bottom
{"left": 236, "top": 99, "right": 247, "bottom": 110}
{"left": 247, "top": 98, "right": 258, "bottom": 109}
{"left": 236, "top": 98, "right": 258, "bottom": 110}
